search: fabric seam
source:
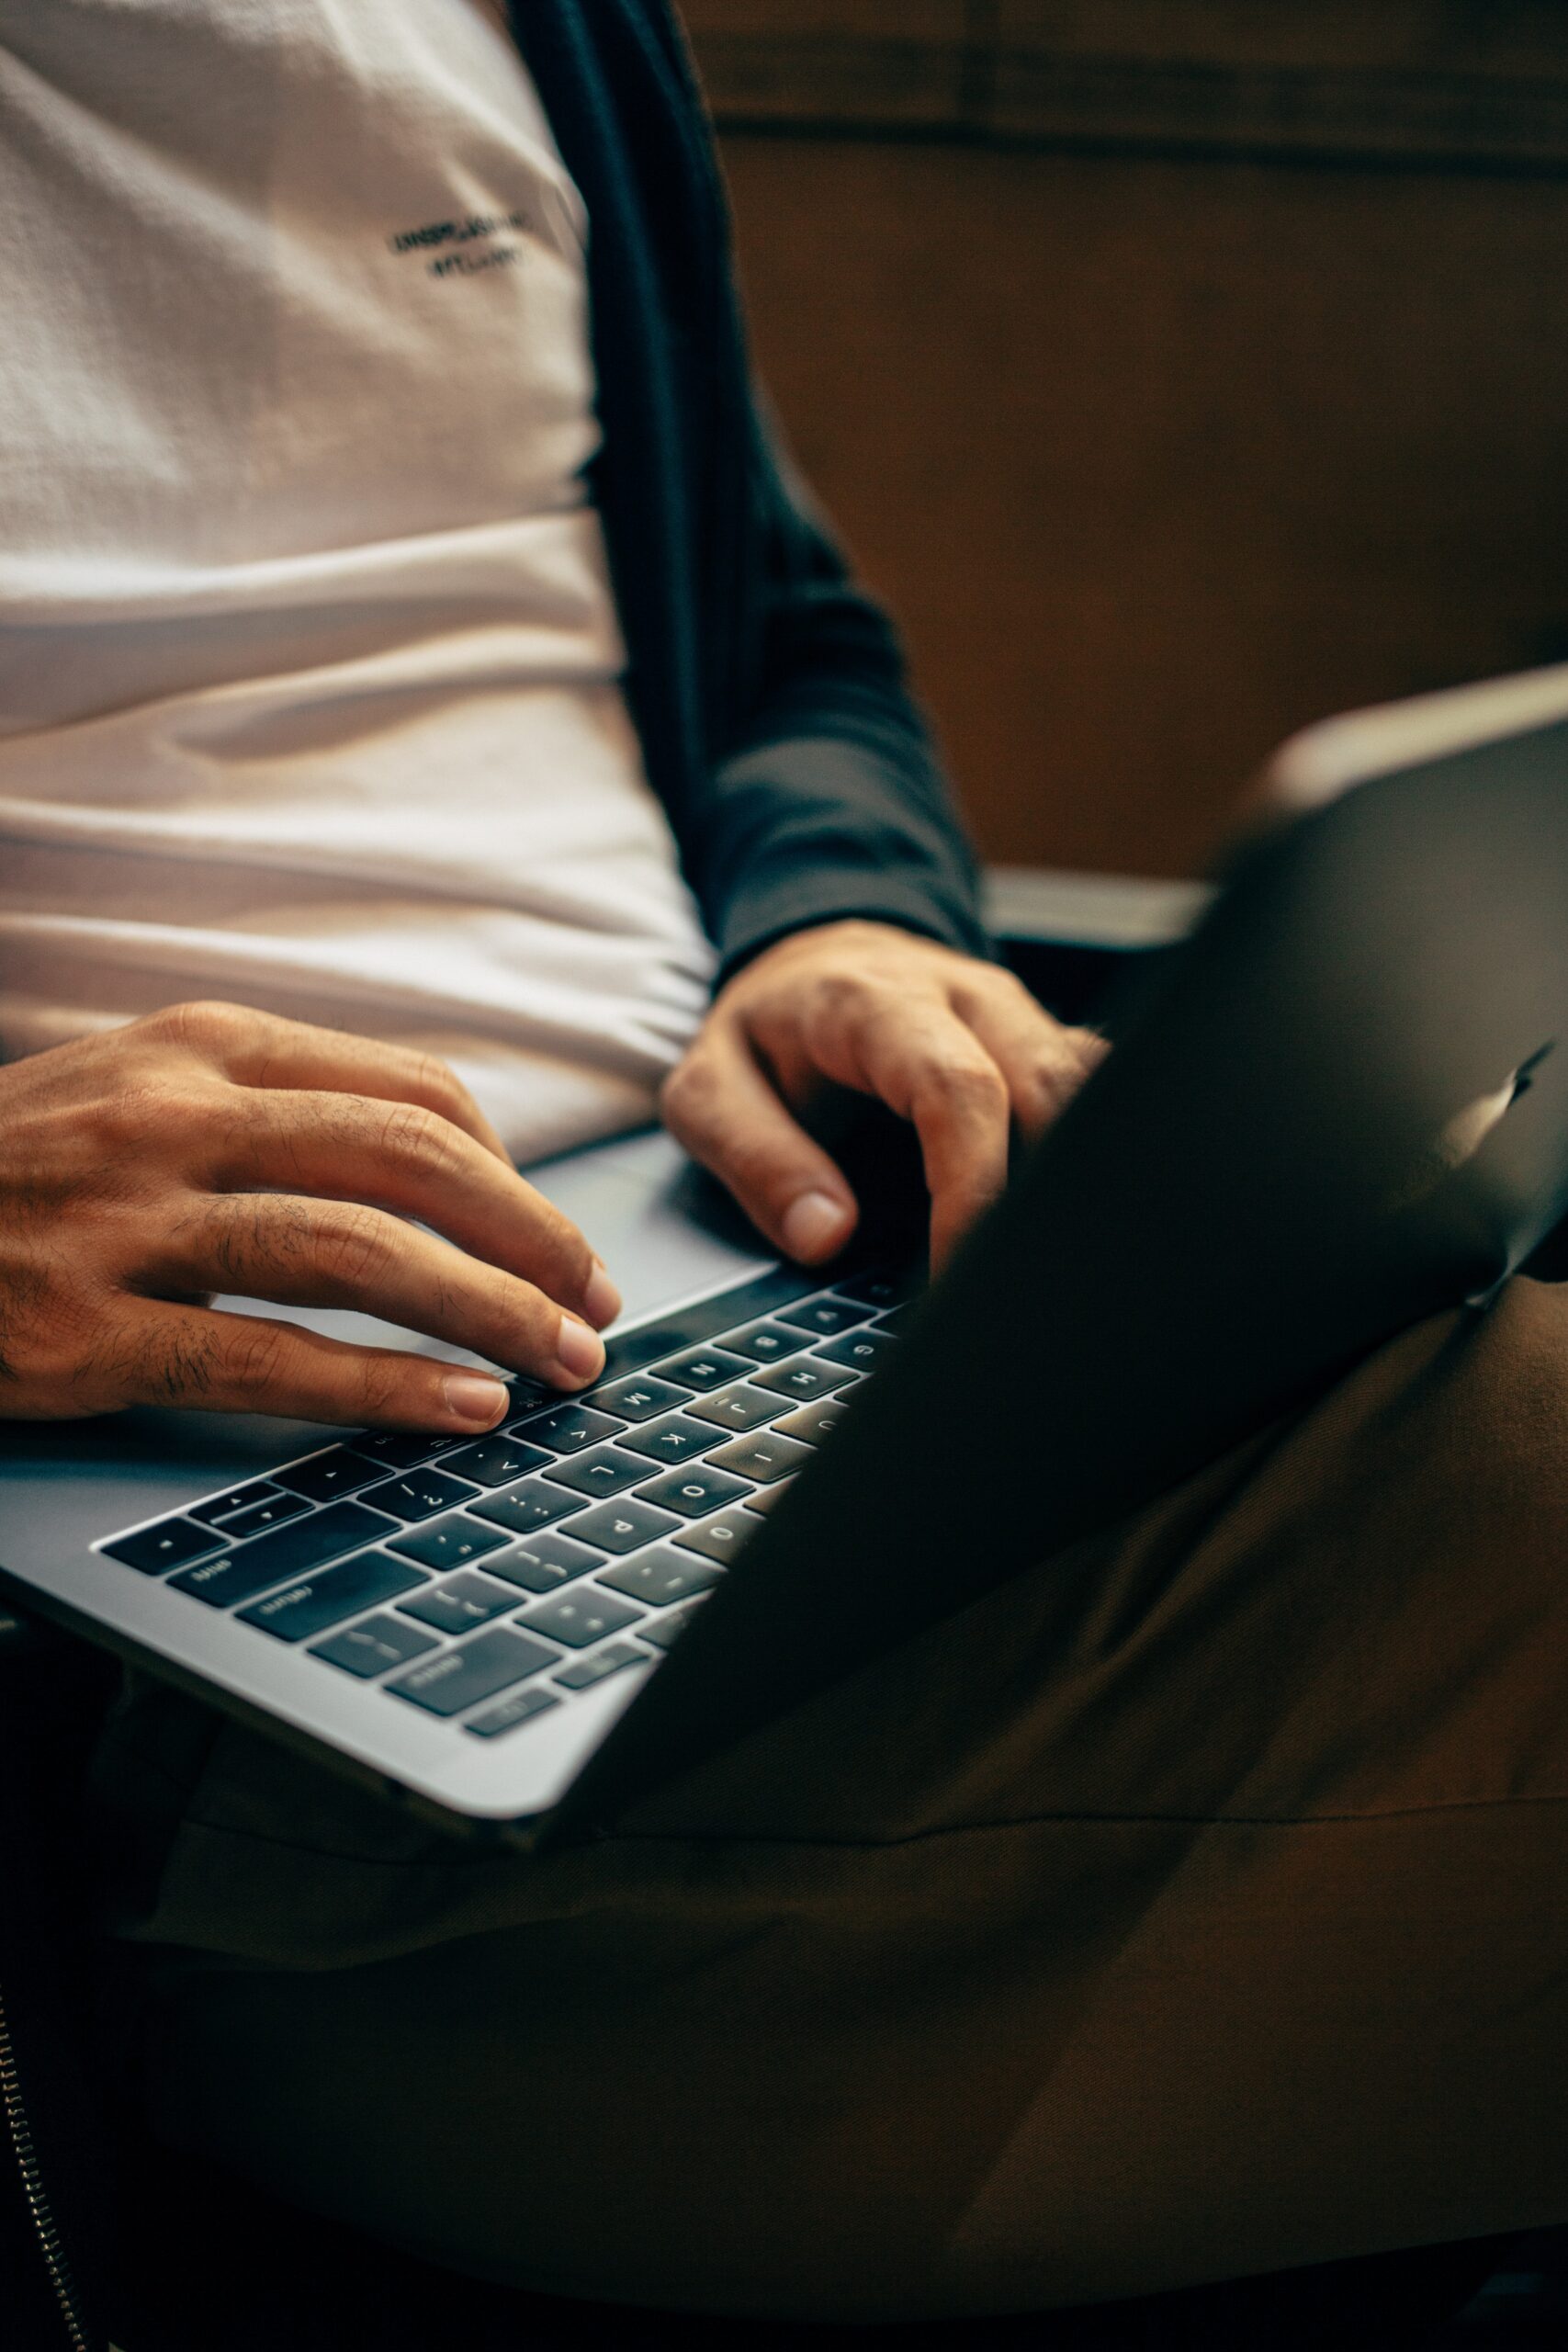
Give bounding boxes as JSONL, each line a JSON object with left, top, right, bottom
{"left": 167, "top": 1784, "right": 1568, "bottom": 1868}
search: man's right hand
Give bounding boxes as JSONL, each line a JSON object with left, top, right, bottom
{"left": 0, "top": 1002, "right": 621, "bottom": 1430}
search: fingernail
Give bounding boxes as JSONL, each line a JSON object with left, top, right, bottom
{"left": 583, "top": 1259, "right": 622, "bottom": 1329}
{"left": 782, "top": 1190, "right": 852, "bottom": 1261}
{"left": 555, "top": 1314, "right": 605, "bottom": 1384}
{"left": 441, "top": 1373, "right": 510, "bottom": 1430}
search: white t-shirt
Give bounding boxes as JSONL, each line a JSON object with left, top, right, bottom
{"left": 0, "top": 0, "right": 716, "bottom": 1160}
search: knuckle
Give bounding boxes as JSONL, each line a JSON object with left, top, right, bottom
{"left": 22, "top": 1300, "right": 96, "bottom": 1385}
{"left": 522, "top": 1197, "right": 594, "bottom": 1295}
{"left": 815, "top": 970, "right": 876, "bottom": 1026}
{"left": 486, "top": 1265, "right": 551, "bottom": 1340}
{"left": 411, "top": 1048, "right": 468, "bottom": 1112}
{"left": 1032, "top": 1033, "right": 1105, "bottom": 1110}
{"left": 50, "top": 1309, "right": 122, "bottom": 1404}
{"left": 378, "top": 1100, "right": 454, "bottom": 1175}
{"left": 153, "top": 1327, "right": 224, "bottom": 1405}
{"left": 105, "top": 1314, "right": 229, "bottom": 1408}
{"left": 553, "top": 1216, "right": 596, "bottom": 1292}
{"left": 660, "top": 1053, "right": 718, "bottom": 1131}
{"left": 926, "top": 1057, "right": 1009, "bottom": 1118}
{"left": 318, "top": 1204, "right": 391, "bottom": 1290}
{"left": 0, "top": 1234, "right": 108, "bottom": 1396}
{"left": 227, "top": 1317, "right": 292, "bottom": 1394}
{"left": 1021, "top": 1060, "right": 1066, "bottom": 1112}
{"left": 952, "top": 969, "right": 1042, "bottom": 1030}
{"left": 198, "top": 1198, "right": 272, "bottom": 1288}
{"left": 355, "top": 1354, "right": 407, "bottom": 1419}
{"left": 149, "top": 1000, "right": 252, "bottom": 1057}
{"left": 1035, "top": 1049, "right": 1084, "bottom": 1102}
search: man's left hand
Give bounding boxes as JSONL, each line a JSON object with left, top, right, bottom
{"left": 660, "top": 920, "right": 1106, "bottom": 1272}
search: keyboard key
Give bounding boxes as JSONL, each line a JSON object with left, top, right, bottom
{"left": 552, "top": 1640, "right": 648, "bottom": 1691}
{"left": 673, "top": 1515, "right": 755, "bottom": 1567}
{"left": 776, "top": 1295, "right": 875, "bottom": 1339}
{"left": 508, "top": 1402, "right": 625, "bottom": 1453}
{"left": 398, "top": 1570, "right": 521, "bottom": 1635}
{"left": 750, "top": 1357, "right": 855, "bottom": 1404}
{"left": 775, "top": 1397, "right": 852, "bottom": 1446}
{"left": 498, "top": 1378, "right": 553, "bottom": 1429}
{"left": 743, "top": 1479, "right": 795, "bottom": 1517}
{"left": 814, "top": 1329, "right": 897, "bottom": 1374}
{"left": 468, "top": 1480, "right": 585, "bottom": 1536}
{"left": 436, "top": 1434, "right": 552, "bottom": 1487}
{"left": 276, "top": 1447, "right": 381, "bottom": 1503}
{"left": 876, "top": 1303, "right": 915, "bottom": 1331}
{"left": 238, "top": 1551, "right": 425, "bottom": 1643}
{"left": 635, "top": 1465, "right": 750, "bottom": 1520}
{"left": 832, "top": 1268, "right": 917, "bottom": 1309}
{"left": 189, "top": 1479, "right": 285, "bottom": 1527}
{"left": 465, "top": 1687, "right": 562, "bottom": 1739}
{"left": 353, "top": 1429, "right": 448, "bottom": 1469}
{"left": 519, "top": 1589, "right": 646, "bottom": 1648}
{"left": 589, "top": 1374, "right": 694, "bottom": 1422}
{"left": 102, "top": 1516, "right": 228, "bottom": 1577}
{"left": 482, "top": 1533, "right": 604, "bottom": 1593}
{"left": 567, "top": 1499, "right": 680, "bottom": 1554}
{"left": 213, "top": 1492, "right": 311, "bottom": 1540}
{"left": 310, "top": 1611, "right": 438, "bottom": 1678}
{"left": 544, "top": 1445, "right": 649, "bottom": 1500}
{"left": 637, "top": 1600, "right": 708, "bottom": 1652}
{"left": 360, "top": 1467, "right": 479, "bottom": 1521}
{"left": 389, "top": 1626, "right": 561, "bottom": 1718}
{"left": 716, "top": 1321, "right": 802, "bottom": 1365}
{"left": 600, "top": 1548, "right": 724, "bottom": 1606}
{"left": 705, "top": 1431, "right": 813, "bottom": 1485}
{"left": 386, "top": 1513, "right": 511, "bottom": 1572}
{"left": 169, "top": 1499, "right": 397, "bottom": 1607}
{"left": 617, "top": 1414, "right": 718, "bottom": 1467}
{"left": 656, "top": 1346, "right": 751, "bottom": 1393}
{"left": 684, "top": 1384, "right": 783, "bottom": 1433}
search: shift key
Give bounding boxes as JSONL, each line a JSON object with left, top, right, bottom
{"left": 170, "top": 1500, "right": 398, "bottom": 1609}
{"left": 389, "top": 1626, "right": 561, "bottom": 1718}
{"left": 238, "top": 1550, "right": 425, "bottom": 1643}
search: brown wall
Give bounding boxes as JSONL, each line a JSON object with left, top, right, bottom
{"left": 685, "top": 6, "right": 1568, "bottom": 877}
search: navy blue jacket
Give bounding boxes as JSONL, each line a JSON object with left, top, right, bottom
{"left": 507, "top": 0, "right": 989, "bottom": 980}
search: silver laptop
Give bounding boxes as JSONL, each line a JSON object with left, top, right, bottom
{"left": 6, "top": 665, "right": 1568, "bottom": 1849}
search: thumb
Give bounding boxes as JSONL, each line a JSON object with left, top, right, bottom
{"left": 662, "top": 1022, "right": 859, "bottom": 1263}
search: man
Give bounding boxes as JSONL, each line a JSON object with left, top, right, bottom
{"left": 0, "top": 0, "right": 1099, "bottom": 1434}
{"left": 4, "top": 1, "right": 1566, "bottom": 2327}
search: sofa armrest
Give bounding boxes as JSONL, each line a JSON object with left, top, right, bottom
{"left": 984, "top": 865, "right": 1208, "bottom": 1025}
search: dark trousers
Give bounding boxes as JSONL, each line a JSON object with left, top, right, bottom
{"left": 88, "top": 1278, "right": 1568, "bottom": 2321}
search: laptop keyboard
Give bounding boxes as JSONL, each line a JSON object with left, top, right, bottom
{"left": 95, "top": 1264, "right": 913, "bottom": 1743}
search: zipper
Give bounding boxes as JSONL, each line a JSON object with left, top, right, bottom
{"left": 0, "top": 1977, "right": 95, "bottom": 2352}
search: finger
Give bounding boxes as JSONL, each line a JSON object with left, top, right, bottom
{"left": 147, "top": 1194, "right": 605, "bottom": 1389}
{"left": 198, "top": 1090, "right": 618, "bottom": 1329}
{"left": 103, "top": 1299, "right": 515, "bottom": 1431}
{"left": 150, "top": 1001, "right": 513, "bottom": 1164}
{"left": 816, "top": 998, "right": 1011, "bottom": 1271}
{"left": 953, "top": 980, "right": 1109, "bottom": 1145}
{"left": 661, "top": 1022, "right": 858, "bottom": 1262}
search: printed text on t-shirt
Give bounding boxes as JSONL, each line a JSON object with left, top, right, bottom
{"left": 389, "top": 208, "right": 533, "bottom": 279}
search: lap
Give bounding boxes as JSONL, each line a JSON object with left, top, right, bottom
{"left": 88, "top": 1280, "right": 1568, "bottom": 2318}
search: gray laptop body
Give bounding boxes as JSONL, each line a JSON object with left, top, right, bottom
{"left": 6, "top": 667, "right": 1568, "bottom": 1848}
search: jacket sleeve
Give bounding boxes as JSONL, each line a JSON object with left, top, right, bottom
{"left": 687, "top": 403, "right": 995, "bottom": 985}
